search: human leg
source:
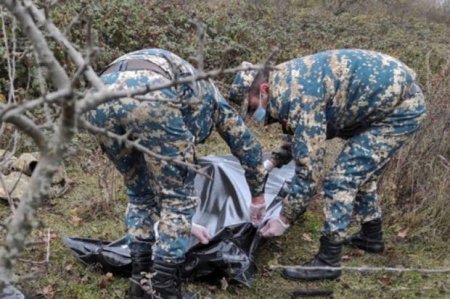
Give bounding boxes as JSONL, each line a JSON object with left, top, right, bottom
{"left": 130, "top": 99, "right": 198, "bottom": 298}
{"left": 348, "top": 173, "right": 384, "bottom": 253}
{"left": 283, "top": 88, "right": 426, "bottom": 281}
{"left": 86, "top": 100, "right": 158, "bottom": 298}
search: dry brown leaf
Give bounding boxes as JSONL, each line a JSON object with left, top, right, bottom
{"left": 69, "top": 215, "right": 83, "bottom": 225}
{"left": 65, "top": 264, "right": 73, "bottom": 273}
{"left": 97, "top": 277, "right": 107, "bottom": 289}
{"left": 105, "top": 272, "right": 114, "bottom": 281}
{"left": 42, "top": 285, "right": 55, "bottom": 299}
{"left": 80, "top": 276, "right": 89, "bottom": 284}
{"left": 220, "top": 277, "right": 229, "bottom": 290}
{"left": 301, "top": 233, "right": 312, "bottom": 242}
{"left": 397, "top": 228, "right": 409, "bottom": 239}
{"left": 341, "top": 254, "right": 351, "bottom": 261}
{"left": 379, "top": 275, "right": 392, "bottom": 287}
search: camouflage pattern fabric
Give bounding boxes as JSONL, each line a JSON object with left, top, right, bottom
{"left": 85, "top": 49, "right": 266, "bottom": 261}
{"left": 242, "top": 49, "right": 426, "bottom": 240}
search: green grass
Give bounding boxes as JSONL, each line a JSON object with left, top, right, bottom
{"left": 1, "top": 0, "right": 449, "bottom": 297}
{"left": 1, "top": 129, "right": 449, "bottom": 298}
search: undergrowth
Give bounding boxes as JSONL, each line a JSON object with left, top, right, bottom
{"left": 0, "top": 0, "right": 449, "bottom": 298}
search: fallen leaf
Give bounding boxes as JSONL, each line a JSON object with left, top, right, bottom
{"left": 220, "top": 277, "right": 229, "bottom": 290}
{"left": 42, "top": 285, "right": 55, "bottom": 299}
{"left": 397, "top": 228, "right": 409, "bottom": 239}
{"left": 301, "top": 233, "right": 312, "bottom": 242}
{"left": 379, "top": 275, "right": 392, "bottom": 286}
{"left": 65, "top": 264, "right": 73, "bottom": 273}
{"left": 80, "top": 275, "right": 89, "bottom": 284}
{"left": 69, "top": 215, "right": 83, "bottom": 225}
{"left": 105, "top": 272, "right": 114, "bottom": 281}
{"left": 341, "top": 254, "right": 351, "bottom": 261}
{"left": 438, "top": 281, "right": 449, "bottom": 293}
{"left": 97, "top": 276, "right": 107, "bottom": 289}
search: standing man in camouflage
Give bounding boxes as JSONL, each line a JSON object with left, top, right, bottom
{"left": 228, "top": 49, "right": 426, "bottom": 281}
{"left": 86, "top": 48, "right": 267, "bottom": 298}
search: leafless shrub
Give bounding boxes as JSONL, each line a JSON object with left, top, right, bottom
{"left": 0, "top": 0, "right": 271, "bottom": 291}
{"left": 382, "top": 52, "right": 450, "bottom": 240}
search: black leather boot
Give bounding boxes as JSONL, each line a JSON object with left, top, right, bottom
{"left": 346, "top": 218, "right": 384, "bottom": 253}
{"left": 130, "top": 252, "right": 153, "bottom": 299}
{"left": 152, "top": 260, "right": 196, "bottom": 299}
{"left": 282, "top": 235, "right": 342, "bottom": 281}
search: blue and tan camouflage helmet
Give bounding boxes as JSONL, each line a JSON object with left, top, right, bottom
{"left": 228, "top": 61, "right": 258, "bottom": 118}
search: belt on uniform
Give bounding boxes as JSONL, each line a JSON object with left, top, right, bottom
{"left": 100, "top": 58, "right": 171, "bottom": 79}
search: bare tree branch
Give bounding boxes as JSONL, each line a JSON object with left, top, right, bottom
{"left": 78, "top": 64, "right": 273, "bottom": 114}
{"left": 189, "top": 19, "right": 206, "bottom": 73}
{"left": 78, "top": 119, "right": 212, "bottom": 180}
{"left": 3, "top": 0, "right": 70, "bottom": 90}
{"left": 17, "top": 228, "right": 51, "bottom": 265}
{"left": 25, "top": 0, "right": 104, "bottom": 89}
{"left": 0, "top": 88, "right": 72, "bottom": 121}
{"left": 0, "top": 104, "right": 47, "bottom": 151}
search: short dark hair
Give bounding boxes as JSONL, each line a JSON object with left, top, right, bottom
{"left": 249, "top": 68, "right": 270, "bottom": 96}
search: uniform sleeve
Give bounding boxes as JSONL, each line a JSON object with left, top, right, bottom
{"left": 281, "top": 98, "right": 327, "bottom": 222}
{"left": 214, "top": 97, "right": 268, "bottom": 197}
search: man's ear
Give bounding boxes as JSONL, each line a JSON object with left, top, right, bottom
{"left": 260, "top": 82, "right": 270, "bottom": 93}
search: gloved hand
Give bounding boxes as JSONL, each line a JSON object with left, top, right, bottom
{"left": 250, "top": 203, "right": 266, "bottom": 226}
{"left": 263, "top": 159, "right": 275, "bottom": 172}
{"left": 191, "top": 223, "right": 211, "bottom": 244}
{"left": 260, "top": 217, "right": 290, "bottom": 238}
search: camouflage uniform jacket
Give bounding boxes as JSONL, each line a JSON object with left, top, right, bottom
{"left": 104, "top": 49, "right": 267, "bottom": 196}
{"left": 267, "top": 49, "right": 426, "bottom": 221}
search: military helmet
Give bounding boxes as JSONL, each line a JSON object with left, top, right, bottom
{"left": 228, "top": 61, "right": 258, "bottom": 105}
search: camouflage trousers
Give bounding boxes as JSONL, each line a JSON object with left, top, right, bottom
{"left": 322, "top": 85, "right": 427, "bottom": 240}
{"left": 86, "top": 71, "right": 198, "bottom": 262}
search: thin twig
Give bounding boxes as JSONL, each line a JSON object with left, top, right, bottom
{"left": 45, "top": 228, "right": 51, "bottom": 263}
{"left": 78, "top": 63, "right": 276, "bottom": 114}
{"left": 132, "top": 95, "right": 200, "bottom": 104}
{"left": 79, "top": 119, "right": 213, "bottom": 180}
{"left": 27, "top": 1, "right": 104, "bottom": 89}
{"left": 1, "top": 8, "right": 16, "bottom": 103}
{"left": 269, "top": 264, "right": 450, "bottom": 273}
{"left": 437, "top": 155, "right": 450, "bottom": 170}
{"left": 189, "top": 19, "right": 206, "bottom": 73}
{"left": 17, "top": 229, "right": 51, "bottom": 265}
{"left": 0, "top": 129, "right": 20, "bottom": 170}
{"left": 0, "top": 89, "right": 72, "bottom": 121}
{"left": 0, "top": 103, "right": 47, "bottom": 151}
